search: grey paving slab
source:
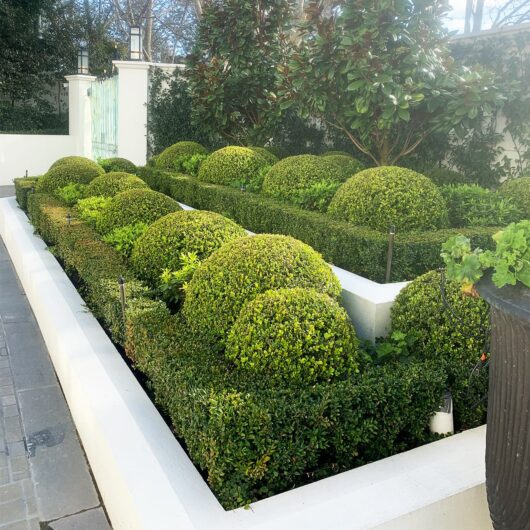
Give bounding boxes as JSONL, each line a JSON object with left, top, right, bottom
{"left": 0, "top": 186, "right": 15, "bottom": 198}
{"left": 48, "top": 508, "right": 111, "bottom": 530}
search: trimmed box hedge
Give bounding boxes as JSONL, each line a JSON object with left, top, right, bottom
{"left": 137, "top": 168, "right": 498, "bottom": 282}
{"left": 14, "top": 177, "right": 39, "bottom": 212}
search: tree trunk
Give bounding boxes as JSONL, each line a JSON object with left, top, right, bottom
{"left": 145, "top": 0, "right": 153, "bottom": 61}
{"left": 473, "top": 0, "right": 485, "bottom": 32}
{"left": 465, "top": 0, "right": 473, "bottom": 33}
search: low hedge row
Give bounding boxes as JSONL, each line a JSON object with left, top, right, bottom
{"left": 14, "top": 177, "right": 39, "bottom": 211}
{"left": 137, "top": 168, "right": 498, "bottom": 282}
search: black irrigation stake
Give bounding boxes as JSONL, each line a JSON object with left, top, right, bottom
{"left": 385, "top": 225, "right": 396, "bottom": 284}
{"left": 118, "top": 276, "right": 127, "bottom": 323}
{"left": 66, "top": 213, "right": 72, "bottom": 227}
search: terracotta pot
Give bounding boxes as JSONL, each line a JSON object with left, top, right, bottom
{"left": 477, "top": 274, "right": 530, "bottom": 530}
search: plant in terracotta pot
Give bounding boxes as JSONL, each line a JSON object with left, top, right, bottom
{"left": 442, "top": 220, "right": 530, "bottom": 530}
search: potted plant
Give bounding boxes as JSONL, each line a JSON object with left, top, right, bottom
{"left": 442, "top": 220, "right": 530, "bottom": 530}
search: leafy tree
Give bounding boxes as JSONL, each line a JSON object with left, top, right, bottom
{"left": 187, "top": 0, "right": 293, "bottom": 145}
{"left": 280, "top": 0, "right": 504, "bottom": 166}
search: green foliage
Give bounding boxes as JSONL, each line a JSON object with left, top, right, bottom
{"left": 96, "top": 189, "right": 181, "bottom": 235}
{"left": 440, "top": 184, "right": 523, "bottom": 228}
{"left": 262, "top": 154, "right": 350, "bottom": 212}
{"left": 54, "top": 183, "right": 87, "bottom": 206}
{"left": 99, "top": 157, "right": 137, "bottom": 174}
{"left": 37, "top": 156, "right": 104, "bottom": 193}
{"left": 321, "top": 151, "right": 354, "bottom": 158}
{"left": 197, "top": 146, "right": 269, "bottom": 187}
{"left": 248, "top": 147, "right": 279, "bottom": 166}
{"left": 102, "top": 222, "right": 149, "bottom": 258}
{"left": 443, "top": 222, "right": 530, "bottom": 289}
{"left": 426, "top": 167, "right": 469, "bottom": 186}
{"left": 364, "top": 330, "right": 420, "bottom": 366}
{"left": 281, "top": 1, "right": 502, "bottom": 166}
{"left": 182, "top": 154, "right": 208, "bottom": 176}
{"left": 14, "top": 177, "right": 39, "bottom": 211}
{"left": 76, "top": 196, "right": 111, "bottom": 228}
{"left": 187, "top": 0, "right": 292, "bottom": 145}
{"left": 324, "top": 155, "right": 365, "bottom": 181}
{"left": 157, "top": 252, "right": 201, "bottom": 307}
{"left": 131, "top": 209, "right": 246, "bottom": 286}
{"left": 0, "top": 101, "right": 68, "bottom": 134}
{"left": 137, "top": 168, "right": 498, "bottom": 282}
{"left": 390, "top": 270, "right": 490, "bottom": 428}
{"left": 498, "top": 176, "right": 530, "bottom": 219}
{"left": 155, "top": 141, "right": 209, "bottom": 172}
{"left": 226, "top": 288, "right": 359, "bottom": 385}
{"left": 85, "top": 172, "right": 148, "bottom": 198}
{"left": 328, "top": 166, "right": 449, "bottom": 232}
{"left": 183, "top": 234, "right": 341, "bottom": 344}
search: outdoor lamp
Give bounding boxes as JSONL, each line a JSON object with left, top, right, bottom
{"left": 77, "top": 42, "right": 89, "bottom": 75}
{"left": 129, "top": 26, "right": 143, "bottom": 61}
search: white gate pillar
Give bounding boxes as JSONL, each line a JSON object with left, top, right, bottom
{"left": 113, "top": 61, "right": 150, "bottom": 166}
{"left": 65, "top": 74, "right": 96, "bottom": 158}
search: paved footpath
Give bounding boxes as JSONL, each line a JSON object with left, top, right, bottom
{"left": 0, "top": 187, "right": 111, "bottom": 529}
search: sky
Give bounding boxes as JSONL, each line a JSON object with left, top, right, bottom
{"left": 445, "top": 0, "right": 520, "bottom": 33}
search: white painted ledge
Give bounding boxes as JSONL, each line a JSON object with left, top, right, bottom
{"left": 0, "top": 197, "right": 492, "bottom": 530}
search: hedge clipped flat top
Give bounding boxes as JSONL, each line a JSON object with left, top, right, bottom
{"left": 100, "top": 157, "right": 137, "bottom": 174}
{"left": 156, "top": 141, "right": 208, "bottom": 171}
{"left": 226, "top": 287, "right": 359, "bottom": 385}
{"left": 183, "top": 234, "right": 341, "bottom": 343}
{"left": 85, "top": 172, "right": 148, "bottom": 197}
{"left": 37, "top": 156, "right": 104, "bottom": 193}
{"left": 131, "top": 209, "right": 247, "bottom": 285}
{"left": 328, "top": 166, "right": 449, "bottom": 232}
{"left": 197, "top": 146, "right": 268, "bottom": 187}
{"left": 97, "top": 188, "right": 181, "bottom": 234}
{"left": 498, "top": 176, "right": 530, "bottom": 219}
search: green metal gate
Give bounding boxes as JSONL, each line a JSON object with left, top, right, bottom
{"left": 90, "top": 76, "right": 118, "bottom": 159}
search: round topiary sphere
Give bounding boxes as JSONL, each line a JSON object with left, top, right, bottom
{"left": 99, "top": 157, "right": 137, "bottom": 174}
{"left": 328, "top": 166, "right": 449, "bottom": 232}
{"left": 390, "top": 270, "right": 490, "bottom": 427}
{"left": 156, "top": 141, "right": 208, "bottom": 171}
{"left": 131, "top": 210, "right": 247, "bottom": 285}
{"left": 96, "top": 189, "right": 181, "bottom": 234}
{"left": 498, "top": 176, "right": 530, "bottom": 219}
{"left": 323, "top": 154, "right": 364, "bottom": 181}
{"left": 197, "top": 146, "right": 269, "bottom": 187}
{"left": 183, "top": 234, "right": 341, "bottom": 343}
{"left": 262, "top": 155, "right": 349, "bottom": 211}
{"left": 226, "top": 288, "right": 359, "bottom": 385}
{"left": 248, "top": 146, "right": 279, "bottom": 166}
{"left": 37, "top": 156, "right": 104, "bottom": 192}
{"left": 426, "top": 167, "right": 468, "bottom": 186}
{"left": 85, "top": 172, "right": 148, "bottom": 198}
{"left": 321, "top": 150, "right": 354, "bottom": 158}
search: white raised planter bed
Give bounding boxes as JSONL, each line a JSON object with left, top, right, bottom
{"left": 0, "top": 197, "right": 492, "bottom": 530}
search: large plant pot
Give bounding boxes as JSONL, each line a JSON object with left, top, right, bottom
{"left": 477, "top": 274, "right": 530, "bottom": 530}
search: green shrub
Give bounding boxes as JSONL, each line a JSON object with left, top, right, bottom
{"left": 262, "top": 155, "right": 349, "bottom": 212}
{"left": 85, "top": 172, "right": 148, "bottom": 198}
{"left": 54, "top": 183, "right": 87, "bottom": 206}
{"left": 137, "top": 168, "right": 499, "bottom": 282}
{"left": 156, "top": 141, "right": 209, "bottom": 172}
{"left": 157, "top": 252, "right": 201, "bottom": 307}
{"left": 197, "top": 146, "right": 269, "bottom": 188}
{"left": 248, "top": 146, "right": 279, "bottom": 165}
{"left": 426, "top": 167, "right": 469, "bottom": 186}
{"left": 320, "top": 150, "right": 354, "bottom": 158}
{"left": 182, "top": 154, "right": 208, "bottom": 176}
{"left": 328, "top": 166, "right": 449, "bottom": 232}
{"left": 14, "top": 177, "right": 39, "bottom": 211}
{"left": 76, "top": 196, "right": 112, "bottom": 228}
{"left": 96, "top": 189, "right": 181, "bottom": 235}
{"left": 226, "top": 288, "right": 359, "bottom": 385}
{"left": 440, "top": 184, "right": 523, "bottom": 227}
{"left": 498, "top": 176, "right": 530, "bottom": 219}
{"left": 99, "top": 157, "right": 137, "bottom": 174}
{"left": 131, "top": 210, "right": 246, "bottom": 286}
{"left": 37, "top": 157, "right": 104, "bottom": 192}
{"left": 323, "top": 154, "right": 365, "bottom": 181}
{"left": 183, "top": 234, "right": 341, "bottom": 344}
{"left": 390, "top": 270, "right": 490, "bottom": 428}
{"left": 102, "top": 222, "right": 149, "bottom": 258}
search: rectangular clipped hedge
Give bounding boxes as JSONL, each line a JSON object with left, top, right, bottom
{"left": 21, "top": 189, "right": 449, "bottom": 510}
{"left": 137, "top": 167, "right": 498, "bottom": 282}
{"left": 14, "top": 177, "right": 39, "bottom": 212}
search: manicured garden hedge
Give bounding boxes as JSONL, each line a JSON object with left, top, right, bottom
{"left": 14, "top": 177, "right": 39, "bottom": 211}
{"left": 137, "top": 168, "right": 498, "bottom": 282}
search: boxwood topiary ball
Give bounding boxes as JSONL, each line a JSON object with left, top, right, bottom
{"left": 498, "top": 176, "right": 530, "bottom": 219}
{"left": 85, "top": 172, "right": 148, "bottom": 198}
{"left": 323, "top": 154, "right": 364, "bottom": 181}
{"left": 155, "top": 141, "right": 209, "bottom": 172}
{"left": 37, "top": 156, "right": 104, "bottom": 192}
{"left": 131, "top": 210, "right": 247, "bottom": 286}
{"left": 183, "top": 234, "right": 341, "bottom": 344}
{"left": 96, "top": 189, "right": 181, "bottom": 234}
{"left": 248, "top": 146, "right": 279, "bottom": 166}
{"left": 99, "top": 157, "right": 137, "bottom": 174}
{"left": 226, "top": 287, "right": 359, "bottom": 385}
{"left": 328, "top": 166, "right": 449, "bottom": 232}
{"left": 320, "top": 150, "right": 354, "bottom": 158}
{"left": 197, "top": 146, "right": 268, "bottom": 187}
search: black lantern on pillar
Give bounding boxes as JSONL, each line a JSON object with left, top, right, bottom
{"left": 77, "top": 41, "right": 89, "bottom": 75}
{"left": 129, "top": 26, "right": 143, "bottom": 61}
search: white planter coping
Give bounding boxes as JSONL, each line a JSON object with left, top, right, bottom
{"left": 0, "top": 197, "right": 491, "bottom": 530}
{"left": 179, "top": 201, "right": 408, "bottom": 341}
